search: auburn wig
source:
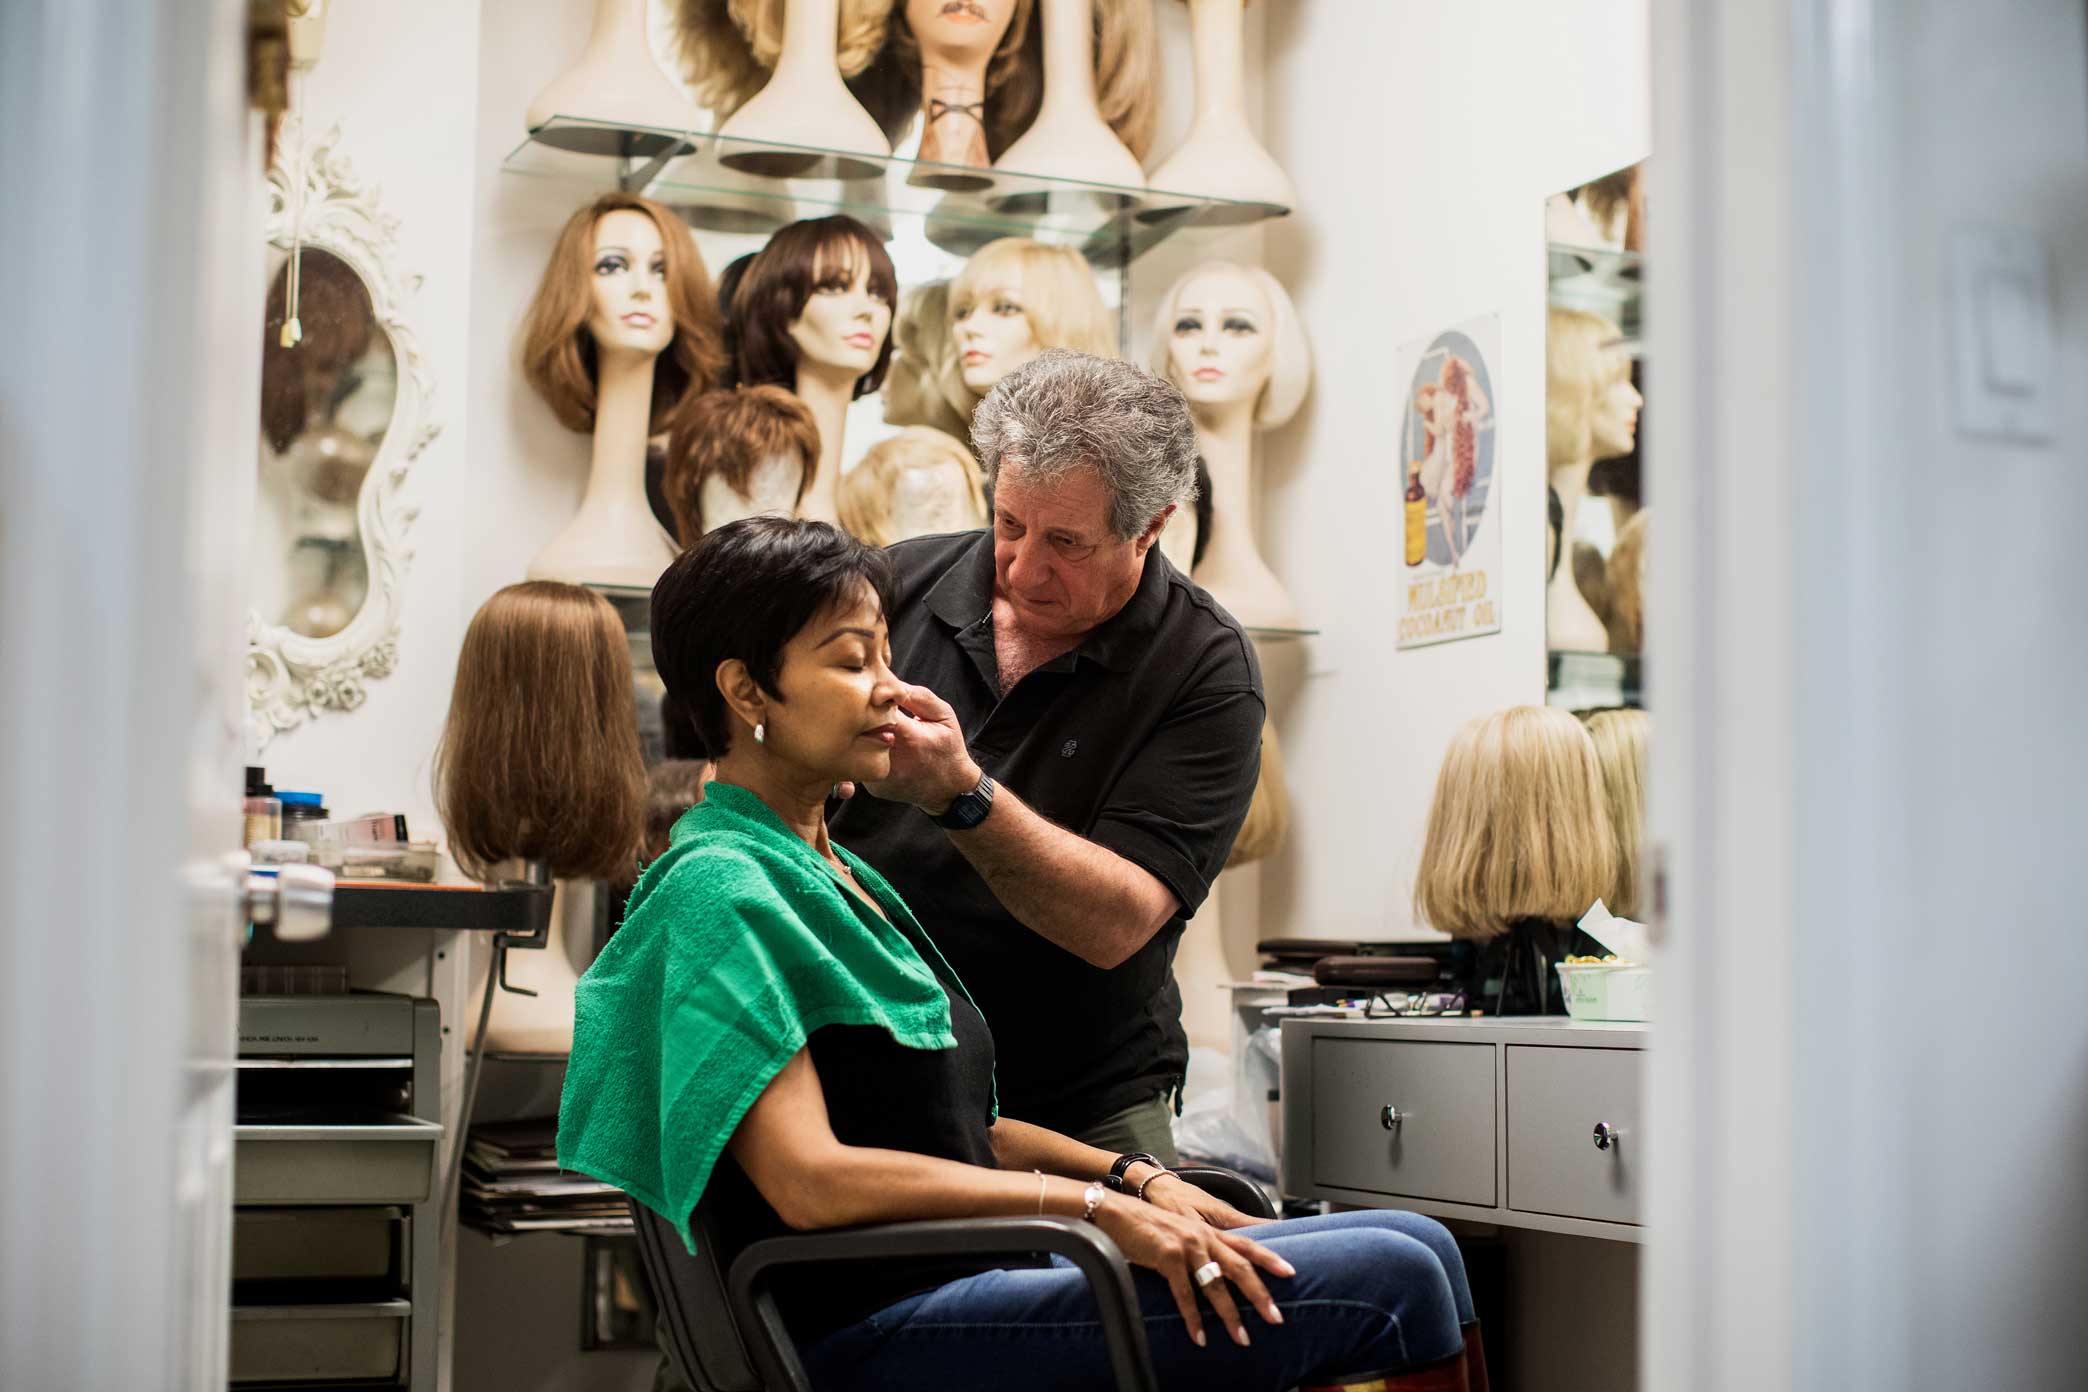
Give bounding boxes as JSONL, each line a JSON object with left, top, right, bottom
{"left": 519, "top": 193, "right": 725, "bottom": 437}
{"left": 660, "top": 385, "right": 822, "bottom": 544}
{"left": 731, "top": 215, "right": 897, "bottom": 398}
{"left": 434, "top": 582, "right": 646, "bottom": 883}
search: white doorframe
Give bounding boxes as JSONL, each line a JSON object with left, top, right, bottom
{"left": 0, "top": 1, "right": 257, "bottom": 1387}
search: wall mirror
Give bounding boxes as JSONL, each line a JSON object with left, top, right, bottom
{"left": 1545, "top": 158, "right": 1646, "bottom": 710}
{"left": 249, "top": 118, "right": 436, "bottom": 746}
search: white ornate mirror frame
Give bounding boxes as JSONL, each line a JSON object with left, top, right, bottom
{"left": 248, "top": 117, "right": 436, "bottom": 747}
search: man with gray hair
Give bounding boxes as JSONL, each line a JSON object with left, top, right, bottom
{"left": 833, "top": 349, "right": 1264, "bottom": 1174}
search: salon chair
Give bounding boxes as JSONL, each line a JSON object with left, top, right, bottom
{"left": 630, "top": 1167, "right": 1277, "bottom": 1392}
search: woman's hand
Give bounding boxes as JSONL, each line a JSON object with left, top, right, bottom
{"left": 1138, "top": 1172, "right": 1272, "bottom": 1233}
{"left": 1091, "top": 1195, "right": 1294, "bottom": 1350}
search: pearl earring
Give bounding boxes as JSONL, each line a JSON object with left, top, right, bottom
{"left": 754, "top": 722, "right": 765, "bottom": 745}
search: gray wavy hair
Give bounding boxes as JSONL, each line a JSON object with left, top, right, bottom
{"left": 970, "top": 349, "right": 1200, "bottom": 541}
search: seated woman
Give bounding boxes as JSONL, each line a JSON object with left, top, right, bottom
{"left": 1413, "top": 706, "right": 1620, "bottom": 1015}
{"left": 558, "top": 518, "right": 1483, "bottom": 1392}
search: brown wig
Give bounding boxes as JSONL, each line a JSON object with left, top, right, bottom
{"left": 261, "top": 249, "right": 378, "bottom": 454}
{"left": 643, "top": 759, "right": 712, "bottom": 863}
{"left": 518, "top": 193, "right": 725, "bottom": 437}
{"left": 660, "top": 385, "right": 822, "bottom": 544}
{"left": 731, "top": 216, "right": 897, "bottom": 399}
{"left": 434, "top": 582, "right": 646, "bottom": 883}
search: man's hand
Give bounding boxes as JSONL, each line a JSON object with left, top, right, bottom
{"left": 862, "top": 682, "right": 983, "bottom": 816}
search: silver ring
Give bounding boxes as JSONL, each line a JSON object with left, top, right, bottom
{"left": 1193, "top": 1260, "right": 1222, "bottom": 1288}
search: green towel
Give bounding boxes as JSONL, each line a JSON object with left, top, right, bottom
{"left": 556, "top": 781, "right": 984, "bottom": 1252}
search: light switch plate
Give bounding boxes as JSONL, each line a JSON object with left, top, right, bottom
{"left": 1950, "top": 227, "right": 2055, "bottom": 442}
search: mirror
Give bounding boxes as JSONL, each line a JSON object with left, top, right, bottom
{"left": 248, "top": 118, "right": 436, "bottom": 748}
{"left": 1545, "top": 158, "right": 1646, "bottom": 710}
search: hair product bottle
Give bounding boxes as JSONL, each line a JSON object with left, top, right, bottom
{"left": 1405, "top": 463, "right": 1428, "bottom": 566}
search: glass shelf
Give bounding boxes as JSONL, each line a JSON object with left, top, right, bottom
{"left": 1245, "top": 625, "right": 1321, "bottom": 641}
{"left": 1545, "top": 650, "right": 1643, "bottom": 711}
{"left": 505, "top": 117, "right": 1285, "bottom": 269}
{"left": 1548, "top": 241, "right": 1643, "bottom": 346}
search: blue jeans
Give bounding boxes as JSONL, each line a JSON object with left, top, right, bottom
{"left": 799, "top": 1209, "right": 1474, "bottom": 1391}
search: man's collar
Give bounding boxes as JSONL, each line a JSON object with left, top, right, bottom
{"left": 925, "top": 529, "right": 1170, "bottom": 673}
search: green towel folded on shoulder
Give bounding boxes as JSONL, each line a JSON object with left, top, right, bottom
{"left": 556, "top": 781, "right": 982, "bottom": 1251}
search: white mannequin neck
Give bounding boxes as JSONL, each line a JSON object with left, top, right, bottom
{"left": 1546, "top": 455, "right": 1609, "bottom": 652}
{"left": 526, "top": 346, "right": 677, "bottom": 587}
{"left": 792, "top": 362, "right": 856, "bottom": 525}
{"left": 1191, "top": 397, "right": 1299, "bottom": 631}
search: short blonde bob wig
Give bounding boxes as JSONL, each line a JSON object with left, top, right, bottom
{"left": 1148, "top": 261, "right": 1312, "bottom": 429}
{"left": 1581, "top": 707, "right": 1650, "bottom": 919}
{"left": 1545, "top": 305, "right": 1631, "bottom": 472}
{"left": 946, "top": 238, "right": 1117, "bottom": 413}
{"left": 837, "top": 427, "right": 986, "bottom": 548}
{"left": 1413, "top": 706, "right": 1618, "bottom": 940}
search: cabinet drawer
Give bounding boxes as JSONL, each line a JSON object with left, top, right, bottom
{"left": 1310, "top": 1038, "right": 1496, "bottom": 1205}
{"left": 1506, "top": 1045, "right": 1642, "bottom": 1225}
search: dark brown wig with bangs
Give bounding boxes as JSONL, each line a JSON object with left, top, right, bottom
{"left": 730, "top": 215, "right": 897, "bottom": 400}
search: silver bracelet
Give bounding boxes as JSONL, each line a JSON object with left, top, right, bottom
{"left": 1133, "top": 1167, "right": 1171, "bottom": 1202}
{"left": 1080, "top": 1181, "right": 1107, "bottom": 1223}
{"left": 1034, "top": 1169, "right": 1047, "bottom": 1215}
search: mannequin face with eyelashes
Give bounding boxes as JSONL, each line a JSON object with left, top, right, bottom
{"left": 1165, "top": 267, "right": 1274, "bottom": 410}
{"left": 788, "top": 251, "right": 893, "bottom": 380}
{"left": 1590, "top": 365, "right": 1642, "bottom": 458}
{"left": 586, "top": 209, "right": 674, "bottom": 357}
{"left": 906, "top": 0, "right": 1018, "bottom": 63}
{"left": 953, "top": 276, "right": 1041, "bottom": 392}
{"left": 698, "top": 453, "right": 805, "bottom": 534}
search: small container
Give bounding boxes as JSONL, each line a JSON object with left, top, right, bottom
{"left": 251, "top": 839, "right": 310, "bottom": 865}
{"left": 279, "top": 791, "right": 330, "bottom": 844}
{"left": 1555, "top": 961, "right": 1652, "bottom": 1022}
{"left": 243, "top": 766, "right": 282, "bottom": 848}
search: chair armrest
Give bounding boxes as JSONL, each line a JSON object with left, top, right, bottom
{"left": 1172, "top": 1165, "right": 1279, "bottom": 1220}
{"left": 727, "top": 1215, "right": 1158, "bottom": 1392}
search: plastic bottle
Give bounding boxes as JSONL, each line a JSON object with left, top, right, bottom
{"left": 244, "top": 766, "right": 283, "bottom": 848}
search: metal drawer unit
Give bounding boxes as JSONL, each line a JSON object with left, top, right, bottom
{"left": 1281, "top": 1016, "right": 1647, "bottom": 1243}
{"left": 234, "top": 993, "right": 443, "bottom": 1387}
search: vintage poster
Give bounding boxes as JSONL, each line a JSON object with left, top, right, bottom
{"left": 1395, "top": 314, "right": 1502, "bottom": 648}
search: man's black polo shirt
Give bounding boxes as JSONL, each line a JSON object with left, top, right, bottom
{"left": 831, "top": 529, "right": 1264, "bottom": 1138}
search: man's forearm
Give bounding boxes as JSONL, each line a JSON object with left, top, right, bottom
{"left": 948, "top": 782, "right": 1174, "bottom": 969}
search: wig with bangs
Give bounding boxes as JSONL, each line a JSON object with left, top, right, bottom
{"left": 660, "top": 385, "right": 823, "bottom": 544}
{"left": 947, "top": 238, "right": 1116, "bottom": 415}
{"left": 732, "top": 215, "right": 897, "bottom": 399}
{"left": 434, "top": 582, "right": 646, "bottom": 883}
{"left": 836, "top": 426, "right": 987, "bottom": 547}
{"left": 1581, "top": 707, "right": 1649, "bottom": 919}
{"left": 1412, "top": 706, "right": 1619, "bottom": 941}
{"left": 1148, "top": 261, "right": 1311, "bottom": 429}
{"left": 1546, "top": 305, "right": 1631, "bottom": 472}
{"left": 519, "top": 193, "right": 725, "bottom": 437}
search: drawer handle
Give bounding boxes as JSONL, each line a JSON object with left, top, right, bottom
{"left": 1380, "top": 1105, "right": 1410, "bottom": 1130}
{"left": 1592, "top": 1121, "right": 1622, "bottom": 1152}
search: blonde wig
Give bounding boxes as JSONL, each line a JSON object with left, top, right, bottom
{"left": 947, "top": 238, "right": 1116, "bottom": 414}
{"left": 675, "top": 0, "right": 899, "bottom": 117}
{"left": 519, "top": 193, "right": 725, "bottom": 438}
{"left": 1605, "top": 508, "right": 1649, "bottom": 654}
{"left": 434, "top": 582, "right": 646, "bottom": 883}
{"left": 1148, "top": 261, "right": 1312, "bottom": 429}
{"left": 1412, "top": 706, "right": 1619, "bottom": 941}
{"left": 1546, "top": 305, "right": 1630, "bottom": 472}
{"left": 1224, "top": 720, "right": 1289, "bottom": 868}
{"left": 884, "top": 281, "right": 974, "bottom": 440}
{"left": 837, "top": 427, "right": 987, "bottom": 547}
{"left": 1581, "top": 707, "right": 1649, "bottom": 919}
{"left": 660, "top": 385, "right": 822, "bottom": 544}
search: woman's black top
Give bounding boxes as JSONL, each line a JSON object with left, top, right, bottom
{"left": 1463, "top": 918, "right": 1605, "bottom": 1016}
{"left": 705, "top": 904, "right": 1024, "bottom": 1343}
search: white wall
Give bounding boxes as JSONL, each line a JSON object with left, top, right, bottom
{"left": 1256, "top": 0, "right": 1650, "bottom": 941}
{"left": 258, "top": 0, "right": 485, "bottom": 831}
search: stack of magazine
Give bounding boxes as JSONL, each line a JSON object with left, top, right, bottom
{"left": 458, "top": 1118, "right": 631, "bottom": 1237}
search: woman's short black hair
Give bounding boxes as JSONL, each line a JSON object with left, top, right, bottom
{"left": 650, "top": 517, "right": 897, "bottom": 757}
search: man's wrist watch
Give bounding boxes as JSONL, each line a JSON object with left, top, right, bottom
{"left": 1105, "top": 1151, "right": 1164, "bottom": 1194}
{"left": 933, "top": 770, "right": 996, "bottom": 830}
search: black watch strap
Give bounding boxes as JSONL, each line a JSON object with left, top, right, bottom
{"left": 1105, "top": 1151, "right": 1163, "bottom": 1193}
{"left": 933, "top": 771, "right": 996, "bottom": 830}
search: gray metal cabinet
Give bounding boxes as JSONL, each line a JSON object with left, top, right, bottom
{"left": 1282, "top": 1016, "right": 1647, "bottom": 1243}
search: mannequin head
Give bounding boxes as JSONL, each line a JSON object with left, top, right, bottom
{"left": 838, "top": 427, "right": 987, "bottom": 545}
{"left": 883, "top": 281, "right": 974, "bottom": 438}
{"left": 1546, "top": 306, "right": 1639, "bottom": 473}
{"left": 434, "top": 581, "right": 646, "bottom": 882}
{"left": 1580, "top": 707, "right": 1649, "bottom": 919}
{"left": 520, "top": 193, "right": 724, "bottom": 435}
{"left": 1411, "top": 705, "right": 1619, "bottom": 941}
{"left": 732, "top": 215, "right": 897, "bottom": 399}
{"left": 1150, "top": 261, "right": 1310, "bottom": 429}
{"left": 661, "top": 385, "right": 822, "bottom": 543}
{"left": 904, "top": 0, "right": 1024, "bottom": 65}
{"left": 948, "top": 238, "right": 1114, "bottom": 405}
